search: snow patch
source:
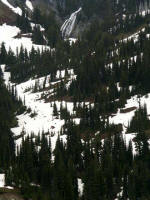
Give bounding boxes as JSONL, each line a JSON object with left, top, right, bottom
{"left": 0, "top": 174, "right": 5, "bottom": 188}
{"left": 30, "top": 23, "right": 45, "bottom": 32}
{"left": 0, "top": 23, "right": 49, "bottom": 53}
{"left": 1, "top": 66, "right": 78, "bottom": 152}
{"left": 26, "top": 0, "right": 33, "bottom": 11}
{"left": 109, "top": 94, "right": 150, "bottom": 154}
{"left": 78, "top": 178, "right": 84, "bottom": 196}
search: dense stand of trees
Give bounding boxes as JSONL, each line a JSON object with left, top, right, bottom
{"left": 16, "top": 7, "right": 60, "bottom": 47}
{"left": 0, "top": 68, "right": 26, "bottom": 170}
{"left": 54, "top": 0, "right": 150, "bottom": 18}
{"left": 4, "top": 12, "right": 150, "bottom": 113}
{"left": 7, "top": 104, "right": 150, "bottom": 200}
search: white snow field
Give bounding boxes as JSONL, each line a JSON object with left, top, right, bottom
{"left": 61, "top": 7, "right": 82, "bottom": 38}
{"left": 0, "top": 0, "right": 22, "bottom": 15}
{"left": 0, "top": 24, "right": 49, "bottom": 53}
{"left": 1, "top": 65, "right": 79, "bottom": 151}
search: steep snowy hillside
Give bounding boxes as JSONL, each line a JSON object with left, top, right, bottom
{"left": 1, "top": 27, "right": 149, "bottom": 155}
{"left": 109, "top": 94, "right": 150, "bottom": 154}
{"left": 1, "top": 0, "right": 150, "bottom": 154}
{"left": 0, "top": 16, "right": 149, "bottom": 154}
{"left": 1, "top": 65, "right": 80, "bottom": 151}
{"left": 0, "top": 23, "right": 49, "bottom": 53}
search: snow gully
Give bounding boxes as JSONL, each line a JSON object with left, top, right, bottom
{"left": 61, "top": 7, "right": 82, "bottom": 38}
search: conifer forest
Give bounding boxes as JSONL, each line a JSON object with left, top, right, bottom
{"left": 1, "top": 0, "right": 150, "bottom": 199}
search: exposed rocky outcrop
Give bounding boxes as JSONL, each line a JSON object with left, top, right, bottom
{"left": 0, "top": 1, "right": 16, "bottom": 25}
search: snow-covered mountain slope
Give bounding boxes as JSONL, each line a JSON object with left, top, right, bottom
{"left": 1, "top": 0, "right": 150, "bottom": 157}
{"left": 109, "top": 94, "right": 150, "bottom": 154}
{"left": 61, "top": 7, "right": 82, "bottom": 38}
{"left": 1, "top": 65, "right": 80, "bottom": 151}
{"left": 0, "top": 23, "right": 49, "bottom": 53}
{"left": 2, "top": 54, "right": 150, "bottom": 156}
{"left": 0, "top": 20, "right": 148, "bottom": 155}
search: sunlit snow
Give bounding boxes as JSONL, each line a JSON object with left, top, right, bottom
{"left": 26, "top": 0, "right": 33, "bottom": 11}
{"left": 0, "top": 23, "right": 49, "bottom": 53}
{"left": 1, "top": 65, "right": 78, "bottom": 152}
{"left": 109, "top": 94, "right": 150, "bottom": 154}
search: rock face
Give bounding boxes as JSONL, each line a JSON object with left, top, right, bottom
{"left": 0, "top": 1, "right": 16, "bottom": 25}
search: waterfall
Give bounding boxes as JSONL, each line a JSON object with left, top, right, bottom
{"left": 61, "top": 7, "right": 82, "bottom": 38}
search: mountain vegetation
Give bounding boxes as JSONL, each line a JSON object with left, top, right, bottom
{"left": 1, "top": 0, "right": 150, "bottom": 199}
